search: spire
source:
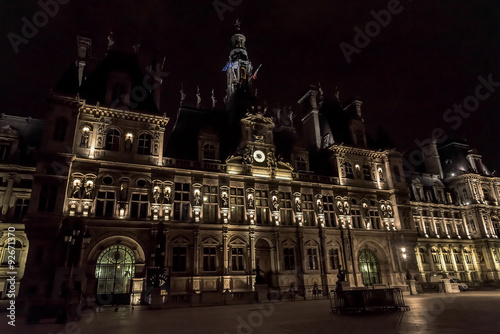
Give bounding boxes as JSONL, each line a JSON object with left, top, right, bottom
{"left": 211, "top": 89, "right": 217, "bottom": 109}
{"left": 107, "top": 31, "right": 114, "bottom": 51}
{"left": 225, "top": 19, "right": 253, "bottom": 103}
{"left": 196, "top": 86, "right": 201, "bottom": 109}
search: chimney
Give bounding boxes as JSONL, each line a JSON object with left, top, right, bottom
{"left": 422, "top": 139, "right": 443, "bottom": 178}
{"left": 76, "top": 36, "right": 92, "bottom": 87}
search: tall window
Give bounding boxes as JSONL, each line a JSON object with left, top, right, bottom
{"left": 172, "top": 246, "right": 187, "bottom": 272}
{"left": 301, "top": 194, "right": 315, "bottom": 226}
{"left": 95, "top": 245, "right": 135, "bottom": 294}
{"left": 174, "top": 183, "right": 190, "bottom": 221}
{"left": 306, "top": 248, "right": 318, "bottom": 270}
{"left": 14, "top": 198, "right": 29, "bottom": 221}
{"left": 442, "top": 249, "right": 451, "bottom": 264}
{"left": 369, "top": 210, "right": 381, "bottom": 229}
{"left": 296, "top": 157, "right": 307, "bottom": 171}
{"left": 431, "top": 249, "right": 439, "bottom": 264}
{"left": 255, "top": 190, "right": 269, "bottom": 225}
{"left": 435, "top": 223, "right": 442, "bottom": 237}
{"left": 493, "top": 221, "right": 500, "bottom": 236}
{"left": 453, "top": 249, "right": 462, "bottom": 264}
{"left": 202, "top": 246, "right": 217, "bottom": 272}
{"left": 105, "top": 129, "right": 120, "bottom": 151}
{"left": 130, "top": 193, "right": 148, "bottom": 219}
{"left": 137, "top": 133, "right": 152, "bottom": 155}
{"left": 202, "top": 185, "right": 218, "bottom": 222}
{"left": 1, "top": 240, "right": 22, "bottom": 265}
{"left": 345, "top": 162, "right": 354, "bottom": 178}
{"left": 358, "top": 249, "right": 380, "bottom": 285}
{"left": 202, "top": 143, "right": 216, "bottom": 160}
{"left": 279, "top": 192, "right": 293, "bottom": 225}
{"left": 283, "top": 247, "right": 295, "bottom": 270}
{"left": 464, "top": 250, "right": 472, "bottom": 264}
{"left": 96, "top": 191, "right": 115, "bottom": 217}
{"left": 231, "top": 247, "right": 244, "bottom": 271}
{"left": 230, "top": 187, "right": 245, "bottom": 224}
{"left": 0, "top": 143, "right": 11, "bottom": 161}
{"left": 323, "top": 195, "right": 336, "bottom": 227}
{"left": 53, "top": 117, "right": 67, "bottom": 141}
{"left": 418, "top": 248, "right": 427, "bottom": 263}
{"left": 329, "top": 249, "right": 340, "bottom": 270}
{"left": 38, "top": 184, "right": 58, "bottom": 212}
{"left": 351, "top": 209, "right": 363, "bottom": 228}
{"left": 362, "top": 165, "right": 372, "bottom": 181}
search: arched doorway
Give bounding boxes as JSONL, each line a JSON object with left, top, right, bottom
{"left": 255, "top": 239, "right": 272, "bottom": 285}
{"left": 358, "top": 249, "right": 381, "bottom": 286}
{"left": 95, "top": 245, "right": 135, "bottom": 302}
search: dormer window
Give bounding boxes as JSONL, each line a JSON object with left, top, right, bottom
{"left": 137, "top": 133, "right": 152, "bottom": 155}
{"left": 203, "top": 143, "right": 216, "bottom": 160}
{"left": 345, "top": 162, "right": 354, "bottom": 179}
{"left": 296, "top": 156, "right": 307, "bottom": 171}
{"left": 105, "top": 129, "right": 120, "bottom": 151}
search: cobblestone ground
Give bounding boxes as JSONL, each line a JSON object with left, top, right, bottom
{"left": 2, "top": 291, "right": 500, "bottom": 334}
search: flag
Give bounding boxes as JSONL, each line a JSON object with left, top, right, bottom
{"left": 252, "top": 64, "right": 262, "bottom": 80}
{"left": 222, "top": 60, "right": 232, "bottom": 71}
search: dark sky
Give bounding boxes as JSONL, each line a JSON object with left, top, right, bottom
{"left": 2, "top": 0, "right": 500, "bottom": 171}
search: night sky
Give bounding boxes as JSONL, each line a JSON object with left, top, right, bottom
{"left": 2, "top": 0, "right": 500, "bottom": 171}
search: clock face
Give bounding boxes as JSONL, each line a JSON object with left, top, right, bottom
{"left": 253, "top": 150, "right": 265, "bottom": 163}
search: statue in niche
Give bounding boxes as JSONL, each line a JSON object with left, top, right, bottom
{"left": 387, "top": 204, "right": 393, "bottom": 218}
{"left": 247, "top": 194, "right": 254, "bottom": 209}
{"left": 317, "top": 199, "right": 324, "bottom": 214}
{"left": 164, "top": 187, "right": 171, "bottom": 204}
{"left": 193, "top": 190, "right": 201, "bottom": 206}
{"left": 72, "top": 180, "right": 82, "bottom": 198}
{"left": 221, "top": 192, "right": 229, "bottom": 208}
{"left": 295, "top": 197, "right": 302, "bottom": 212}
{"left": 120, "top": 183, "right": 128, "bottom": 201}
{"left": 84, "top": 180, "right": 94, "bottom": 199}
{"left": 243, "top": 148, "right": 253, "bottom": 164}
{"left": 344, "top": 201, "right": 350, "bottom": 215}
{"left": 80, "top": 131, "right": 89, "bottom": 148}
{"left": 272, "top": 196, "right": 279, "bottom": 211}
{"left": 337, "top": 201, "right": 344, "bottom": 214}
{"left": 153, "top": 186, "right": 162, "bottom": 204}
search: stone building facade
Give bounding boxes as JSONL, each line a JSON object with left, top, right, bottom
{"left": 19, "top": 26, "right": 499, "bottom": 307}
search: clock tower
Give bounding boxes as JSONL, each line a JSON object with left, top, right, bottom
{"left": 225, "top": 19, "right": 253, "bottom": 101}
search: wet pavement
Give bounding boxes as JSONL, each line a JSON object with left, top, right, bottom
{"left": 3, "top": 291, "right": 500, "bottom": 334}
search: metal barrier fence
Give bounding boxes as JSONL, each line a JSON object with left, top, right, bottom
{"left": 330, "top": 288, "right": 410, "bottom": 313}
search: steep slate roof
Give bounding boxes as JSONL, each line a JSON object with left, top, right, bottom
{"left": 53, "top": 50, "right": 159, "bottom": 114}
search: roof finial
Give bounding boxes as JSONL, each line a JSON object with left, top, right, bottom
{"left": 196, "top": 86, "right": 201, "bottom": 109}
{"left": 235, "top": 19, "right": 241, "bottom": 31}
{"left": 107, "top": 31, "right": 114, "bottom": 50}
{"left": 211, "top": 89, "right": 217, "bottom": 109}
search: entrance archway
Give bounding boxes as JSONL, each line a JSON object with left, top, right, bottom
{"left": 95, "top": 245, "right": 135, "bottom": 295}
{"left": 358, "top": 249, "right": 381, "bottom": 285}
{"left": 255, "top": 239, "right": 272, "bottom": 285}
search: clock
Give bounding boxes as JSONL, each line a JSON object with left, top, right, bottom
{"left": 253, "top": 150, "right": 265, "bottom": 163}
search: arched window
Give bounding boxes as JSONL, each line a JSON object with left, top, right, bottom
{"left": 296, "top": 157, "right": 307, "bottom": 171}
{"left": 137, "top": 133, "right": 152, "bottom": 155}
{"left": 95, "top": 245, "right": 135, "bottom": 294}
{"left": 418, "top": 248, "right": 427, "bottom": 263}
{"left": 203, "top": 143, "right": 216, "bottom": 160}
{"left": 53, "top": 117, "right": 68, "bottom": 141}
{"left": 345, "top": 162, "right": 354, "bottom": 179}
{"left": 362, "top": 165, "right": 371, "bottom": 181}
{"left": 431, "top": 248, "right": 439, "bottom": 264}
{"left": 105, "top": 129, "right": 120, "bottom": 151}
{"left": 358, "top": 249, "right": 380, "bottom": 285}
{"left": 1, "top": 240, "right": 22, "bottom": 265}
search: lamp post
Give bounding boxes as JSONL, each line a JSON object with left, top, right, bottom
{"left": 400, "top": 247, "right": 415, "bottom": 295}
{"left": 63, "top": 225, "right": 91, "bottom": 322}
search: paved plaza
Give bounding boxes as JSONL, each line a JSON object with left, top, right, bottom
{"left": 2, "top": 291, "right": 500, "bottom": 334}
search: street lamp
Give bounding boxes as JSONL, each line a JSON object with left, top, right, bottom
{"left": 63, "top": 225, "right": 91, "bottom": 322}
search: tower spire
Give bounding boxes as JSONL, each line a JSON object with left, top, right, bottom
{"left": 225, "top": 19, "right": 253, "bottom": 104}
